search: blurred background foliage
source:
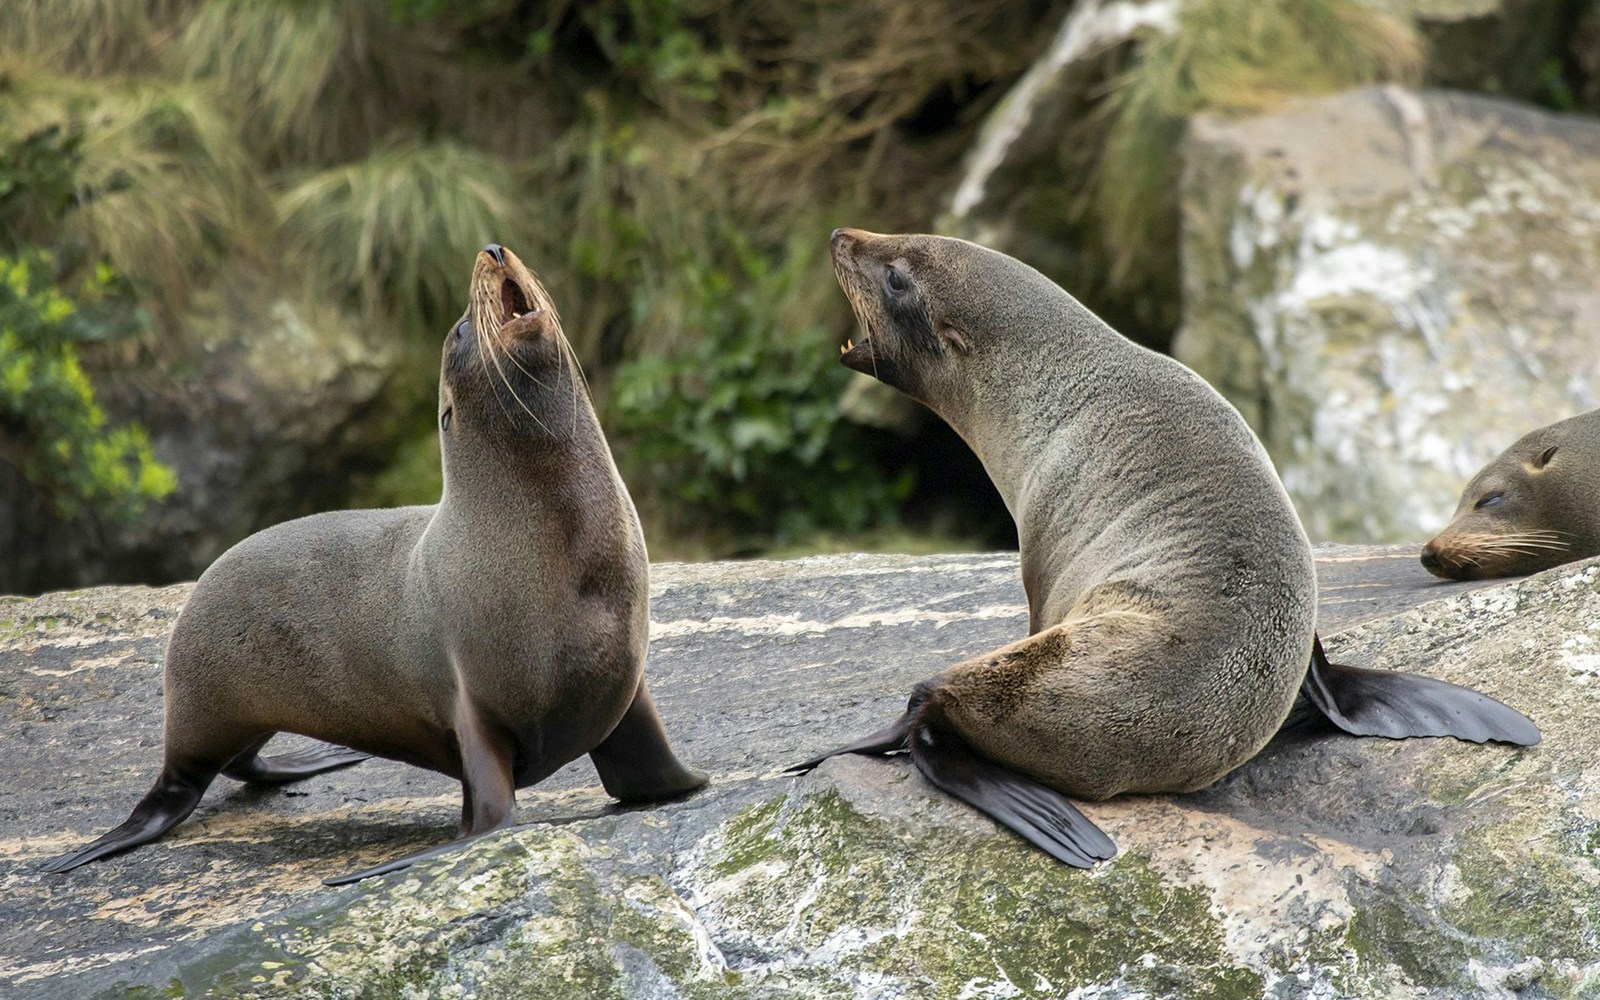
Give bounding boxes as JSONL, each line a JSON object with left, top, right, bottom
{"left": 2, "top": 0, "right": 1596, "bottom": 583}
{"left": 0, "top": 0, "right": 1067, "bottom": 563}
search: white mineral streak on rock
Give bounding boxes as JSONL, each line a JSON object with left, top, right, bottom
{"left": 651, "top": 604, "right": 1027, "bottom": 641}
{"left": 947, "top": 0, "right": 1178, "bottom": 219}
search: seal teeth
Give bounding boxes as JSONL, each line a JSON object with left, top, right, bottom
{"left": 841, "top": 338, "right": 855, "bottom": 355}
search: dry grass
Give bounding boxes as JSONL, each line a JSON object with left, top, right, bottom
{"left": 0, "top": 58, "right": 263, "bottom": 316}
{"left": 276, "top": 139, "right": 522, "bottom": 328}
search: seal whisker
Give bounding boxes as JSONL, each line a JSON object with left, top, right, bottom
{"left": 474, "top": 315, "right": 519, "bottom": 428}
{"left": 484, "top": 330, "right": 552, "bottom": 435}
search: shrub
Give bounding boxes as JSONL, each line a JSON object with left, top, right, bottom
{"left": 610, "top": 229, "right": 910, "bottom": 548}
{"left": 0, "top": 252, "right": 176, "bottom": 519}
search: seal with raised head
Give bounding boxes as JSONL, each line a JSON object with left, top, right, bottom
{"left": 797, "top": 229, "right": 1539, "bottom": 866}
{"left": 43, "top": 244, "right": 707, "bottom": 883}
{"left": 1421, "top": 408, "right": 1600, "bottom": 580}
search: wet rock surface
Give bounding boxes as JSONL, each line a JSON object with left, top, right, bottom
{"left": 2, "top": 547, "right": 1595, "bottom": 998}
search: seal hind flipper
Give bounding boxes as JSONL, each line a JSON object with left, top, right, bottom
{"left": 908, "top": 706, "right": 1116, "bottom": 868}
{"left": 40, "top": 765, "right": 212, "bottom": 874}
{"left": 221, "top": 740, "right": 370, "bottom": 784}
{"left": 588, "top": 679, "right": 709, "bottom": 803}
{"left": 1303, "top": 636, "right": 1541, "bottom": 746}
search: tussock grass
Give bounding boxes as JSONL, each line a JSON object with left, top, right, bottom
{"left": 276, "top": 139, "right": 522, "bottom": 329}
{"left": 0, "top": 59, "right": 263, "bottom": 316}
{"left": 174, "top": 0, "right": 452, "bottom": 167}
{"left": 1094, "top": 0, "right": 1420, "bottom": 291}
{"left": 0, "top": 0, "right": 184, "bottom": 76}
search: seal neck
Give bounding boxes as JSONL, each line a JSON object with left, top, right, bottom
{"left": 939, "top": 311, "right": 1129, "bottom": 515}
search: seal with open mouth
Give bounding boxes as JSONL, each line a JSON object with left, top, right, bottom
{"left": 42, "top": 244, "right": 707, "bottom": 884}
{"left": 797, "top": 229, "right": 1539, "bottom": 867}
{"left": 1422, "top": 408, "right": 1600, "bottom": 580}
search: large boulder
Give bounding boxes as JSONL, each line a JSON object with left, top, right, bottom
{"left": 0, "top": 272, "right": 420, "bottom": 594}
{"left": 1176, "top": 86, "right": 1600, "bottom": 543}
{"left": 3, "top": 548, "right": 1597, "bottom": 998}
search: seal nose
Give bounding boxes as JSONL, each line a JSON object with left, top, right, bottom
{"left": 1419, "top": 544, "right": 1442, "bottom": 572}
{"left": 830, "top": 228, "right": 853, "bottom": 251}
{"left": 483, "top": 243, "right": 506, "bottom": 266}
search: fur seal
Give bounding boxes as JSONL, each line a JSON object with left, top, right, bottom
{"left": 1422, "top": 408, "right": 1600, "bottom": 580}
{"left": 797, "top": 229, "right": 1539, "bottom": 866}
{"left": 42, "top": 244, "right": 706, "bottom": 883}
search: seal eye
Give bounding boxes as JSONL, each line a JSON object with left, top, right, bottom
{"left": 440, "top": 406, "right": 453, "bottom": 431}
{"left": 454, "top": 318, "right": 470, "bottom": 342}
{"left": 1475, "top": 491, "right": 1505, "bottom": 510}
{"left": 884, "top": 265, "right": 908, "bottom": 295}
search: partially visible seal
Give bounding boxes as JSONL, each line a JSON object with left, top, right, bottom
{"left": 1422, "top": 408, "right": 1600, "bottom": 580}
{"left": 43, "top": 244, "right": 706, "bottom": 883}
{"left": 797, "top": 229, "right": 1539, "bottom": 866}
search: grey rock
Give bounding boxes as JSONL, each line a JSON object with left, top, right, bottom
{"left": 1, "top": 548, "right": 1594, "bottom": 998}
{"left": 1176, "top": 86, "right": 1600, "bottom": 543}
{"left": 0, "top": 274, "right": 419, "bottom": 594}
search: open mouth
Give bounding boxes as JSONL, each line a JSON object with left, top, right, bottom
{"left": 839, "top": 334, "right": 871, "bottom": 359}
{"left": 500, "top": 278, "right": 532, "bottom": 323}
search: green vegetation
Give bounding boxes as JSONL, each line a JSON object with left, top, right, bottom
{"left": 0, "top": 253, "right": 175, "bottom": 519}
{"left": 0, "top": 0, "right": 1065, "bottom": 557}
{"left": 0, "top": 0, "right": 1460, "bottom": 561}
{"left": 611, "top": 228, "right": 912, "bottom": 545}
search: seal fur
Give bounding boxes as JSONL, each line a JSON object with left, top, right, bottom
{"left": 42, "top": 244, "right": 707, "bottom": 883}
{"left": 798, "top": 229, "right": 1539, "bottom": 865}
{"left": 1422, "top": 408, "right": 1600, "bottom": 580}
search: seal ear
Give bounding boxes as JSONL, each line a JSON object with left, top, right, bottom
{"left": 1531, "top": 445, "right": 1559, "bottom": 471}
{"left": 939, "top": 325, "right": 972, "bottom": 355}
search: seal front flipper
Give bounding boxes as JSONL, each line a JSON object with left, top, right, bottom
{"left": 221, "top": 738, "right": 370, "bottom": 784}
{"left": 786, "top": 708, "right": 914, "bottom": 774}
{"left": 1303, "top": 636, "right": 1541, "bottom": 746}
{"left": 326, "top": 698, "right": 517, "bottom": 885}
{"left": 588, "top": 678, "right": 708, "bottom": 803}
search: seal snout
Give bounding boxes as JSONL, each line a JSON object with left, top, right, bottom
{"left": 483, "top": 243, "right": 506, "bottom": 266}
{"left": 1419, "top": 542, "right": 1445, "bottom": 575}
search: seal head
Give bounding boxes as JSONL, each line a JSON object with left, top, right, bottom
{"left": 1422, "top": 408, "right": 1600, "bottom": 580}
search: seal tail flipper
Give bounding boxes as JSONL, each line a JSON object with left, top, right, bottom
{"left": 785, "top": 707, "right": 915, "bottom": 774}
{"left": 40, "top": 765, "right": 212, "bottom": 873}
{"left": 908, "top": 705, "right": 1116, "bottom": 869}
{"left": 222, "top": 741, "right": 370, "bottom": 784}
{"left": 1303, "top": 635, "right": 1541, "bottom": 746}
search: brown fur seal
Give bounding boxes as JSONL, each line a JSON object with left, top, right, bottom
{"left": 42, "top": 244, "right": 706, "bottom": 883}
{"left": 796, "top": 229, "right": 1539, "bottom": 866}
{"left": 1422, "top": 408, "right": 1600, "bottom": 580}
